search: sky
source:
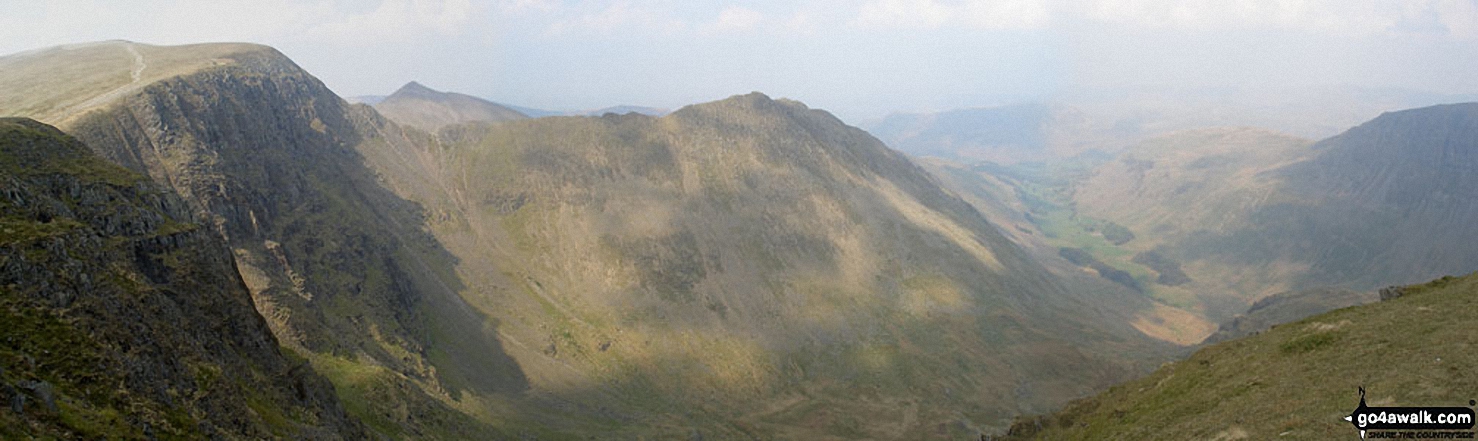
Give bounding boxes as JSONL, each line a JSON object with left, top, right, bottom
{"left": 2, "top": 0, "right": 1477, "bottom": 122}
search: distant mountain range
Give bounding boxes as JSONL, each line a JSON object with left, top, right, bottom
{"left": 864, "top": 103, "right": 1134, "bottom": 164}
{"left": 507, "top": 103, "right": 670, "bottom": 118}
{"left": 344, "top": 86, "right": 668, "bottom": 123}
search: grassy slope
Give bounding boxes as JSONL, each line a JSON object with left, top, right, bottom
{"left": 0, "top": 41, "right": 266, "bottom": 124}
{"left": 1006, "top": 272, "right": 1478, "bottom": 440}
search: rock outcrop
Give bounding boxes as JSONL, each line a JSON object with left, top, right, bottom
{"left": 0, "top": 118, "right": 364, "bottom": 438}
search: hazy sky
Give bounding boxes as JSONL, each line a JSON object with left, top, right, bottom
{"left": 3, "top": 0, "right": 1477, "bottom": 121}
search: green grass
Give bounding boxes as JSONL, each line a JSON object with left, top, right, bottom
{"left": 0, "top": 118, "right": 146, "bottom": 187}
{"left": 0, "top": 217, "right": 84, "bottom": 245}
{"left": 1278, "top": 331, "right": 1342, "bottom": 355}
{"left": 1006, "top": 272, "right": 1478, "bottom": 440}
{"left": 304, "top": 353, "right": 408, "bottom": 439}
{"left": 996, "top": 163, "right": 1164, "bottom": 298}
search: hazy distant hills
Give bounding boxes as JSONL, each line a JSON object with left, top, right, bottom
{"left": 926, "top": 107, "right": 1478, "bottom": 347}
{"left": 507, "top": 103, "right": 670, "bottom": 118}
{"left": 373, "top": 81, "right": 528, "bottom": 132}
{"left": 348, "top": 92, "right": 667, "bottom": 120}
{"left": 865, "top": 103, "right": 1131, "bottom": 164}
{"left": 363, "top": 82, "right": 668, "bottom": 127}
{"left": 0, "top": 40, "right": 1176, "bottom": 439}
{"left": 1005, "top": 273, "right": 1478, "bottom": 440}
{"left": 1076, "top": 104, "right": 1478, "bottom": 312}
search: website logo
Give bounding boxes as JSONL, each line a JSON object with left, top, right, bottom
{"left": 1343, "top": 387, "right": 1475, "bottom": 439}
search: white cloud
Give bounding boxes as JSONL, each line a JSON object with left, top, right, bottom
{"left": 545, "top": 1, "right": 688, "bottom": 36}
{"left": 709, "top": 6, "right": 765, "bottom": 32}
{"left": 845, "top": 0, "right": 1478, "bottom": 37}
{"left": 854, "top": 0, "right": 1050, "bottom": 30}
{"left": 304, "top": 0, "right": 480, "bottom": 43}
{"left": 1431, "top": 0, "right": 1478, "bottom": 37}
{"left": 961, "top": 0, "right": 1051, "bottom": 29}
{"left": 855, "top": 0, "right": 952, "bottom": 29}
{"left": 1080, "top": 0, "right": 1478, "bottom": 37}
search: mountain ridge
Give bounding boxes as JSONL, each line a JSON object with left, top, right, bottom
{"left": 3, "top": 40, "right": 1179, "bottom": 438}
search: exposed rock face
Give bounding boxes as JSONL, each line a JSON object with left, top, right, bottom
{"left": 1378, "top": 286, "right": 1405, "bottom": 301}
{"left": 48, "top": 43, "right": 518, "bottom": 437}
{"left": 0, "top": 118, "right": 363, "bottom": 438}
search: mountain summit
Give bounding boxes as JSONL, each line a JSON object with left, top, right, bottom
{"left": 373, "top": 80, "right": 527, "bottom": 132}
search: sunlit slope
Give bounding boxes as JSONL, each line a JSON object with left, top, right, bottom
{"left": 1004, "top": 272, "right": 1478, "bottom": 440}
{"left": 373, "top": 81, "right": 527, "bottom": 133}
{"left": 356, "top": 92, "right": 1181, "bottom": 437}
{"left": 0, "top": 41, "right": 286, "bottom": 125}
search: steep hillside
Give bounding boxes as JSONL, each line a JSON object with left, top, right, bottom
{"left": 1, "top": 41, "right": 514, "bottom": 438}
{"left": 373, "top": 81, "right": 527, "bottom": 132}
{"left": 0, "top": 118, "right": 363, "bottom": 439}
{"left": 1245, "top": 103, "right": 1478, "bottom": 288}
{"left": 1072, "top": 105, "right": 1478, "bottom": 322}
{"left": 1003, "top": 272, "right": 1478, "bottom": 440}
{"left": 356, "top": 92, "right": 1181, "bottom": 437}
